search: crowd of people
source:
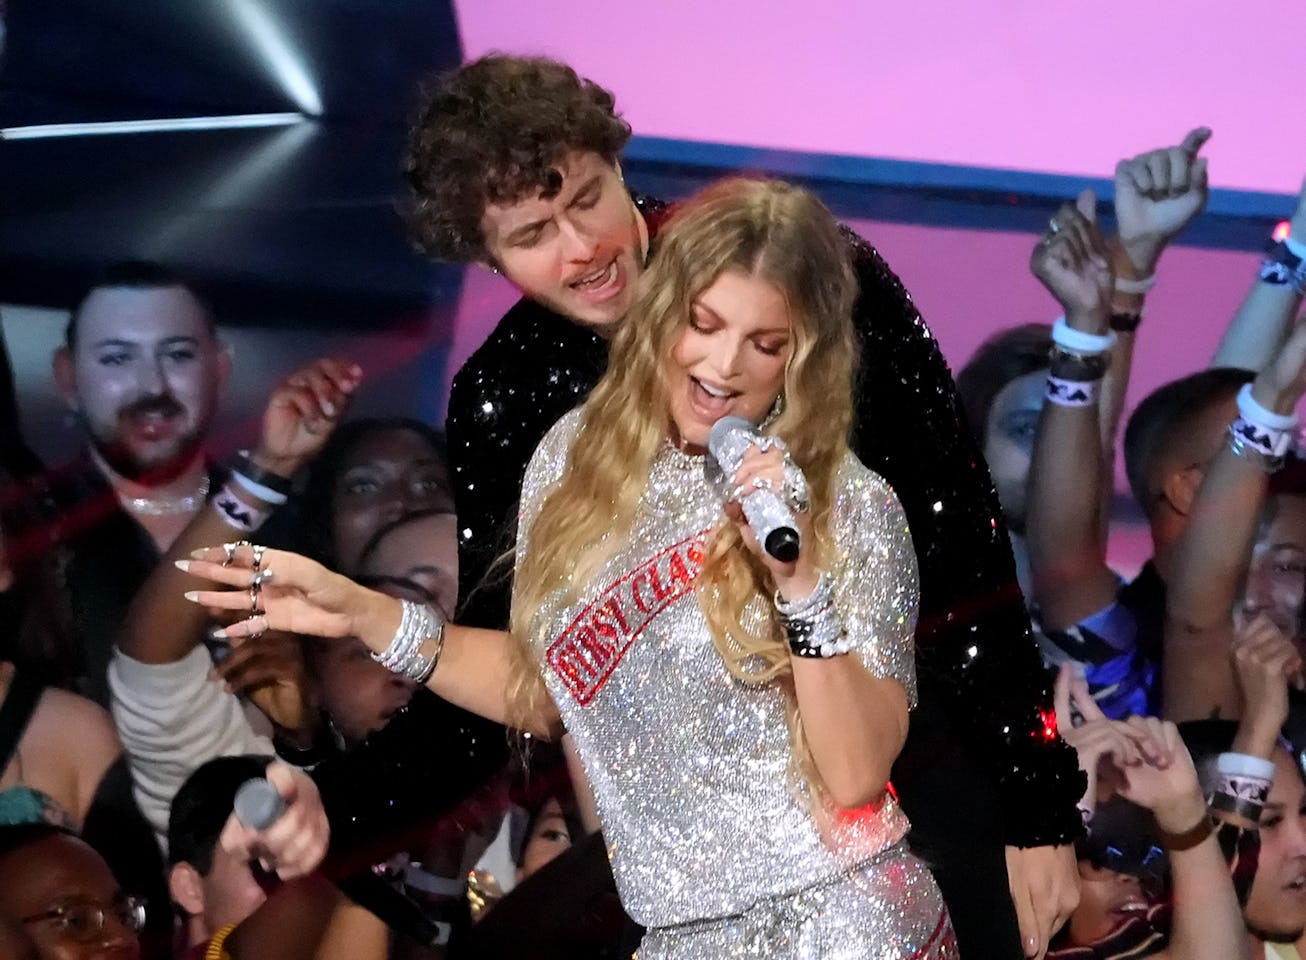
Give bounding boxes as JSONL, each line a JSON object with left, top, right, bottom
{"left": 0, "top": 51, "right": 1304, "bottom": 960}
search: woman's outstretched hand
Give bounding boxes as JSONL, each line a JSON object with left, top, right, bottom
{"left": 177, "top": 544, "right": 401, "bottom": 653}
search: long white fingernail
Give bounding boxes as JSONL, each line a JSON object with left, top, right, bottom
{"left": 174, "top": 560, "right": 191, "bottom": 573}
{"left": 183, "top": 591, "right": 200, "bottom": 602}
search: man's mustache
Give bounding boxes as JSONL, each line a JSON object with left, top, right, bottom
{"left": 118, "top": 394, "right": 185, "bottom": 422}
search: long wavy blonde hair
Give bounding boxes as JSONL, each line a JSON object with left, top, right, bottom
{"left": 509, "top": 178, "right": 859, "bottom": 789}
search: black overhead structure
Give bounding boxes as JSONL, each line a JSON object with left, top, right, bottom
{"left": 0, "top": 0, "right": 464, "bottom": 329}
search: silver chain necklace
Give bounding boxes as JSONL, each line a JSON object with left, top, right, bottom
{"left": 119, "top": 474, "right": 211, "bottom": 516}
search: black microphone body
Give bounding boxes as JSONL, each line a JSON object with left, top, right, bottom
{"left": 707, "top": 415, "right": 801, "bottom": 562}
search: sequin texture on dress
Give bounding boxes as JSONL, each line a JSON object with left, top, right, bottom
{"left": 446, "top": 195, "right": 1083, "bottom": 852}
{"left": 510, "top": 410, "right": 956, "bottom": 958}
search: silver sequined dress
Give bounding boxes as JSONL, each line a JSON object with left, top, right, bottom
{"left": 515, "top": 411, "right": 957, "bottom": 959}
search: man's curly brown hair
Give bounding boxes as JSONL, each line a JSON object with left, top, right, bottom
{"left": 402, "top": 55, "right": 633, "bottom": 263}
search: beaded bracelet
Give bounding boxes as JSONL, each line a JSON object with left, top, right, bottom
{"left": 1048, "top": 347, "right": 1108, "bottom": 382}
{"left": 1108, "top": 309, "right": 1144, "bottom": 333}
{"left": 775, "top": 572, "right": 852, "bottom": 658}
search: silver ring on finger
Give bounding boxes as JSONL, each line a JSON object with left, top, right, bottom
{"left": 753, "top": 477, "right": 774, "bottom": 492}
{"left": 251, "top": 543, "right": 266, "bottom": 572}
{"left": 249, "top": 614, "right": 269, "bottom": 640}
{"left": 249, "top": 585, "right": 264, "bottom": 615}
{"left": 222, "top": 540, "right": 250, "bottom": 567}
{"left": 251, "top": 568, "right": 274, "bottom": 588}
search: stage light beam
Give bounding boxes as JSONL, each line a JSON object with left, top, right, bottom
{"left": 228, "top": 0, "right": 323, "bottom": 118}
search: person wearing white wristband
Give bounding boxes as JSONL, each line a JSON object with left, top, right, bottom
{"left": 1024, "top": 188, "right": 1171, "bottom": 720}
{"left": 182, "top": 180, "right": 958, "bottom": 959}
{"left": 1213, "top": 176, "right": 1306, "bottom": 373}
{"left": 1163, "top": 320, "right": 1306, "bottom": 725}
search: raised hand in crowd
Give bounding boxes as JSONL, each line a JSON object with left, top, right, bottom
{"left": 1230, "top": 613, "right": 1303, "bottom": 759}
{"left": 1112, "top": 127, "right": 1211, "bottom": 282}
{"left": 1098, "top": 129, "right": 1212, "bottom": 449}
{"left": 1215, "top": 173, "right": 1306, "bottom": 370}
{"left": 218, "top": 761, "right": 330, "bottom": 880}
{"left": 254, "top": 359, "right": 363, "bottom": 478}
{"left": 1024, "top": 191, "right": 1120, "bottom": 632}
{"left": 1031, "top": 190, "right": 1114, "bottom": 328}
{"left": 1053, "top": 664, "right": 1140, "bottom": 819}
{"left": 212, "top": 629, "right": 317, "bottom": 735}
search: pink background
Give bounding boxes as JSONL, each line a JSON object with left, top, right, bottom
{"left": 454, "top": 0, "right": 1304, "bottom": 196}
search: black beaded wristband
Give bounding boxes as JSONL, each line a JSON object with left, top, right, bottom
{"left": 1048, "top": 348, "right": 1108, "bottom": 382}
{"left": 1108, "top": 310, "right": 1143, "bottom": 333}
{"left": 234, "top": 450, "right": 295, "bottom": 496}
{"left": 1208, "top": 789, "right": 1265, "bottom": 823}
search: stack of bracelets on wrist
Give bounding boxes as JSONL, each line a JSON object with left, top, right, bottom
{"left": 1208, "top": 752, "right": 1274, "bottom": 825}
{"left": 372, "top": 599, "right": 446, "bottom": 683}
{"left": 212, "top": 453, "right": 294, "bottom": 533}
{"left": 1228, "top": 383, "right": 1297, "bottom": 473}
{"left": 1046, "top": 316, "right": 1115, "bottom": 408}
{"left": 230, "top": 451, "right": 293, "bottom": 504}
{"left": 774, "top": 572, "right": 851, "bottom": 658}
{"left": 1108, "top": 274, "right": 1153, "bottom": 333}
{"left": 1259, "top": 235, "right": 1306, "bottom": 295}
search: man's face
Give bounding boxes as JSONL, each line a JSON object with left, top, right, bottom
{"left": 196, "top": 847, "right": 266, "bottom": 939}
{"left": 479, "top": 151, "right": 644, "bottom": 329}
{"left": 58, "top": 285, "right": 227, "bottom": 481}
{"left": 1245, "top": 748, "right": 1306, "bottom": 943}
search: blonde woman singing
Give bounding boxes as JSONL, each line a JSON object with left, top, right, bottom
{"left": 182, "top": 178, "right": 956, "bottom": 959}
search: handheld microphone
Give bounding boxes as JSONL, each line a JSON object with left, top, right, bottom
{"left": 707, "top": 415, "right": 800, "bottom": 562}
{"left": 233, "top": 778, "right": 287, "bottom": 831}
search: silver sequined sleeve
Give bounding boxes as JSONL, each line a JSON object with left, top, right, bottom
{"left": 511, "top": 408, "right": 584, "bottom": 642}
{"left": 829, "top": 455, "right": 920, "bottom": 708}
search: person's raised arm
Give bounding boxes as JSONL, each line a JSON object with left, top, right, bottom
{"left": 1116, "top": 718, "right": 1248, "bottom": 960}
{"left": 1230, "top": 616, "right": 1300, "bottom": 757}
{"left": 118, "top": 358, "right": 360, "bottom": 667}
{"left": 1100, "top": 129, "right": 1213, "bottom": 510}
{"left": 1212, "top": 178, "right": 1306, "bottom": 371}
{"left": 1026, "top": 191, "right": 1120, "bottom": 629}
{"left": 1164, "top": 324, "right": 1306, "bottom": 720}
